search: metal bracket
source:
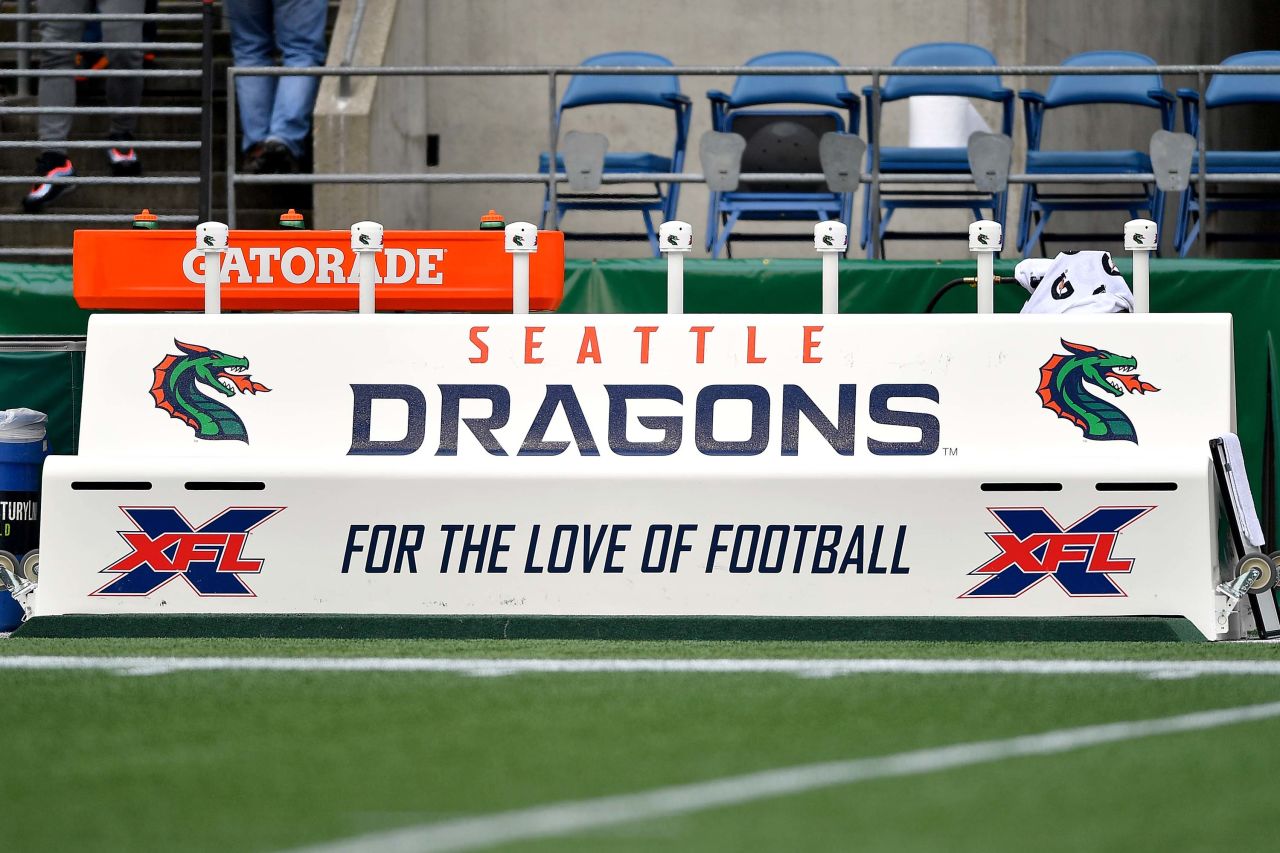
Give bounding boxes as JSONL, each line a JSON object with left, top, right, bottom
{"left": 0, "top": 566, "right": 35, "bottom": 623}
{"left": 562, "top": 131, "right": 608, "bottom": 192}
{"left": 1216, "top": 564, "right": 1264, "bottom": 633}
{"left": 699, "top": 131, "right": 747, "bottom": 193}
{"left": 818, "top": 132, "right": 866, "bottom": 194}
{"left": 1149, "top": 130, "right": 1196, "bottom": 194}
{"left": 967, "top": 132, "right": 1013, "bottom": 194}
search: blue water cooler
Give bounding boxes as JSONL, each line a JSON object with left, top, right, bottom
{"left": 0, "top": 414, "right": 49, "bottom": 631}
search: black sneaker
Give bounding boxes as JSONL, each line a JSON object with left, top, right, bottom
{"left": 242, "top": 141, "right": 270, "bottom": 174}
{"left": 106, "top": 133, "right": 142, "bottom": 177}
{"left": 262, "top": 139, "right": 300, "bottom": 174}
{"left": 22, "top": 152, "right": 75, "bottom": 213}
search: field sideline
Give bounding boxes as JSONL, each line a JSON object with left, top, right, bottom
{"left": 6, "top": 636, "right": 1280, "bottom": 852}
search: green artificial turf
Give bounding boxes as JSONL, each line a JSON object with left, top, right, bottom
{"left": 4, "top": 636, "right": 1280, "bottom": 852}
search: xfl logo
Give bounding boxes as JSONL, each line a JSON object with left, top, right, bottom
{"left": 93, "top": 506, "right": 283, "bottom": 597}
{"left": 962, "top": 506, "right": 1154, "bottom": 598}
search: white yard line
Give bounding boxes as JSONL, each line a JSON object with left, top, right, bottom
{"left": 283, "top": 698, "right": 1280, "bottom": 853}
{"left": 1, "top": 654, "right": 1280, "bottom": 678}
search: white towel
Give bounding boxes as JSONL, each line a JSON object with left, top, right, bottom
{"left": 1015, "top": 251, "right": 1135, "bottom": 315}
{"left": 907, "top": 96, "right": 992, "bottom": 147}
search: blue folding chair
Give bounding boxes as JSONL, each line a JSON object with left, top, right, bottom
{"left": 705, "top": 51, "right": 859, "bottom": 258}
{"left": 861, "top": 43, "right": 1013, "bottom": 259}
{"left": 1017, "top": 51, "right": 1175, "bottom": 256}
{"left": 538, "top": 52, "right": 691, "bottom": 255}
{"left": 1174, "top": 51, "right": 1280, "bottom": 256}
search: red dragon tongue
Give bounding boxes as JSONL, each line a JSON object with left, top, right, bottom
{"left": 226, "top": 373, "right": 270, "bottom": 394}
{"left": 1112, "top": 372, "right": 1159, "bottom": 394}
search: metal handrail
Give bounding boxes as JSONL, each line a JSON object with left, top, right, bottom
{"left": 0, "top": 41, "right": 200, "bottom": 50}
{"left": 0, "top": 44, "right": 1271, "bottom": 258}
{"left": 337, "top": 0, "right": 369, "bottom": 98}
{"left": 0, "top": 1, "right": 214, "bottom": 258}
{"left": 228, "top": 64, "right": 1280, "bottom": 77}
{"left": 0, "top": 176, "right": 199, "bottom": 184}
{"left": 0, "top": 335, "right": 86, "bottom": 351}
{"left": 199, "top": 0, "right": 214, "bottom": 220}
{"left": 232, "top": 171, "right": 1280, "bottom": 186}
{"left": 0, "top": 106, "right": 201, "bottom": 114}
{"left": 0, "top": 68, "right": 202, "bottom": 77}
{"left": 0, "top": 13, "right": 201, "bottom": 21}
{"left": 0, "top": 213, "right": 197, "bottom": 222}
{"left": 0, "top": 140, "right": 201, "bottom": 149}
{"left": 225, "top": 61, "right": 1280, "bottom": 259}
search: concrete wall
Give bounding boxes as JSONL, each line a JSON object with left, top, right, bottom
{"left": 418, "top": 0, "right": 1027, "bottom": 259}
{"left": 1022, "top": 0, "right": 1278, "bottom": 257}
{"left": 313, "top": 0, "right": 428, "bottom": 230}
{"left": 314, "top": 0, "right": 1277, "bottom": 258}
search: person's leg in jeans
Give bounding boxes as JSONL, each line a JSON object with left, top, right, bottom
{"left": 266, "top": 0, "right": 328, "bottom": 167}
{"left": 98, "top": 0, "right": 146, "bottom": 174}
{"left": 225, "top": 0, "right": 278, "bottom": 164}
{"left": 26, "top": 0, "right": 88, "bottom": 211}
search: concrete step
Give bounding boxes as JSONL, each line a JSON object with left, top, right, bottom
{"left": 0, "top": 112, "right": 219, "bottom": 143}
{"left": 0, "top": 208, "right": 199, "bottom": 249}
{"left": 0, "top": 134, "right": 297, "bottom": 175}
{"left": 5, "top": 177, "right": 309, "bottom": 212}
{"left": 0, "top": 150, "right": 208, "bottom": 177}
{"left": 1, "top": 0, "right": 337, "bottom": 254}
{"left": 1, "top": 171, "right": 311, "bottom": 211}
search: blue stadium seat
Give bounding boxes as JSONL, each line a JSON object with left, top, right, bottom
{"left": 538, "top": 52, "right": 691, "bottom": 256}
{"left": 861, "top": 43, "right": 1014, "bottom": 258}
{"left": 704, "top": 51, "right": 859, "bottom": 258}
{"left": 1017, "top": 50, "right": 1175, "bottom": 256}
{"left": 1174, "top": 51, "right": 1280, "bottom": 256}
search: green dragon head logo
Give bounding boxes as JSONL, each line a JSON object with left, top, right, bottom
{"left": 1037, "top": 339, "right": 1158, "bottom": 443}
{"left": 150, "top": 340, "right": 270, "bottom": 442}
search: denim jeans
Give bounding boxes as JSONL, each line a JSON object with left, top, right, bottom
{"left": 226, "top": 0, "right": 329, "bottom": 156}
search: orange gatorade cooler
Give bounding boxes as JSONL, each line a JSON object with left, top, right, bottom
{"left": 72, "top": 228, "right": 565, "bottom": 312}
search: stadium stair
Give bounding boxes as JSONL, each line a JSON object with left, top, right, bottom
{"left": 0, "top": 1, "right": 340, "bottom": 263}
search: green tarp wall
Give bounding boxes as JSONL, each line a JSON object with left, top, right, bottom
{"left": 3, "top": 258, "right": 1279, "bottom": 533}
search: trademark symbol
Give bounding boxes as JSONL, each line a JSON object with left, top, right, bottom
{"left": 943, "top": 447, "right": 959, "bottom": 457}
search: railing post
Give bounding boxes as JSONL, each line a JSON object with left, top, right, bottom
{"left": 869, "top": 70, "right": 881, "bottom": 260}
{"left": 968, "top": 220, "right": 1002, "bottom": 314}
{"left": 199, "top": 0, "right": 214, "bottom": 221}
{"left": 1125, "top": 218, "right": 1157, "bottom": 313}
{"left": 505, "top": 221, "right": 538, "bottom": 314}
{"left": 658, "top": 220, "right": 692, "bottom": 314}
{"left": 1196, "top": 68, "right": 1208, "bottom": 257}
{"left": 547, "top": 71, "right": 559, "bottom": 229}
{"left": 338, "top": 0, "right": 368, "bottom": 99}
{"left": 226, "top": 67, "right": 238, "bottom": 227}
{"left": 814, "top": 220, "right": 847, "bottom": 314}
{"left": 196, "top": 221, "right": 229, "bottom": 315}
{"left": 351, "top": 220, "right": 384, "bottom": 314}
